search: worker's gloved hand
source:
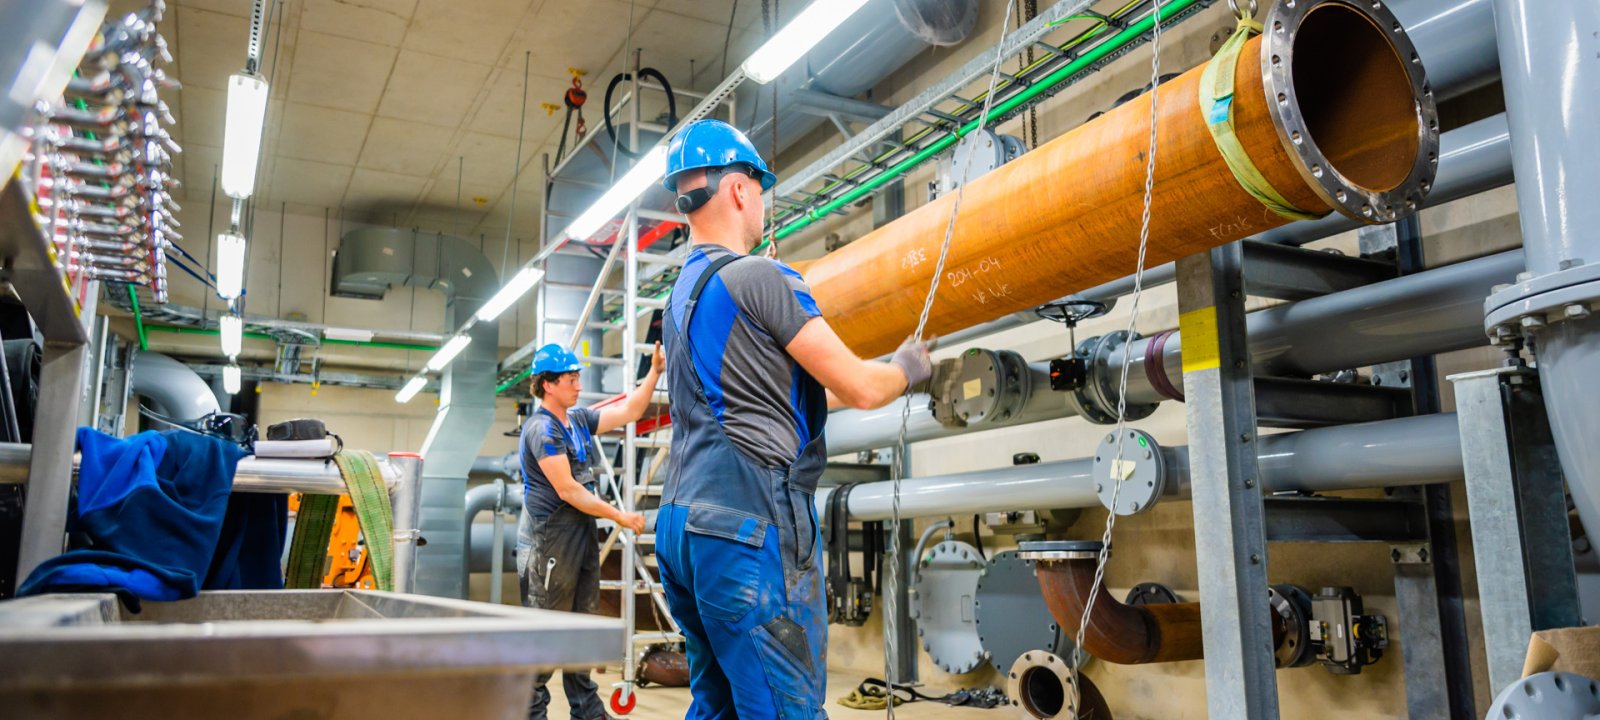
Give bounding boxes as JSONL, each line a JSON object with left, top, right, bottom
{"left": 890, "top": 335, "right": 934, "bottom": 393}
{"left": 618, "top": 511, "right": 648, "bottom": 534}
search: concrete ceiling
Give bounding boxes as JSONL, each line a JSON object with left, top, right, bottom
{"left": 135, "top": 0, "right": 773, "bottom": 240}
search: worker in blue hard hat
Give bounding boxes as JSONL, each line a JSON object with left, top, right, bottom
{"left": 517, "top": 341, "right": 664, "bottom": 720}
{"left": 654, "top": 118, "right": 934, "bottom": 719}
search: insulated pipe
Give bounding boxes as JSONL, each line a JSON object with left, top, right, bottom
{"left": 827, "top": 250, "right": 1522, "bottom": 455}
{"left": 823, "top": 413, "right": 1462, "bottom": 521}
{"left": 801, "top": 0, "right": 1440, "bottom": 357}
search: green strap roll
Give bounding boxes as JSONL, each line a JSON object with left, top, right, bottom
{"left": 334, "top": 450, "right": 395, "bottom": 592}
{"left": 285, "top": 493, "right": 338, "bottom": 589}
{"left": 282, "top": 450, "right": 396, "bottom": 591}
{"left": 1198, "top": 17, "right": 1325, "bottom": 222}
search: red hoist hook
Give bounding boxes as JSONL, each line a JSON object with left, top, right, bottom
{"left": 566, "top": 68, "right": 588, "bottom": 139}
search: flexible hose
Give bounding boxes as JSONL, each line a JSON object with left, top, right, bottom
{"left": 604, "top": 68, "right": 678, "bottom": 159}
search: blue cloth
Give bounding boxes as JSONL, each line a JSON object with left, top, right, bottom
{"left": 19, "top": 428, "right": 251, "bottom": 603}
{"left": 656, "top": 503, "right": 828, "bottom": 719}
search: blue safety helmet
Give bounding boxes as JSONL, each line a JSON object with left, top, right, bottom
{"left": 530, "top": 343, "right": 583, "bottom": 375}
{"left": 663, "top": 119, "right": 776, "bottom": 193}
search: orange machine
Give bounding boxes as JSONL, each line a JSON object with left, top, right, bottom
{"left": 287, "top": 493, "right": 376, "bottom": 589}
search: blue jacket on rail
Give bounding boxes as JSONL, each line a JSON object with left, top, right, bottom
{"left": 18, "top": 427, "right": 274, "bottom": 607}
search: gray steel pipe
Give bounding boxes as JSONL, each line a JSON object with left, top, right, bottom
{"left": 829, "top": 250, "right": 1523, "bottom": 454}
{"left": 824, "top": 414, "right": 1462, "bottom": 521}
{"left": 1489, "top": 0, "right": 1600, "bottom": 543}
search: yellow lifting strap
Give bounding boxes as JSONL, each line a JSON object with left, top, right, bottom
{"left": 1198, "top": 17, "right": 1326, "bottom": 222}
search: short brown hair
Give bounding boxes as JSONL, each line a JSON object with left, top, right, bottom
{"left": 532, "top": 371, "right": 576, "bottom": 399}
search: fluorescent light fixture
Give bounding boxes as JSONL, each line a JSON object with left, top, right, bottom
{"left": 475, "top": 267, "right": 547, "bottom": 322}
{"left": 425, "top": 334, "right": 472, "bottom": 372}
{"left": 324, "top": 327, "right": 376, "bottom": 342}
{"left": 740, "top": 0, "right": 873, "bottom": 83}
{"left": 221, "top": 73, "right": 269, "bottom": 198}
{"left": 223, "top": 364, "right": 241, "bottom": 394}
{"left": 216, "top": 232, "right": 246, "bottom": 299}
{"left": 564, "top": 146, "right": 668, "bottom": 241}
{"left": 220, "top": 314, "right": 243, "bottom": 357}
{"left": 395, "top": 376, "right": 427, "bottom": 403}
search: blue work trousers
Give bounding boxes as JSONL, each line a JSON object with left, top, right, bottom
{"left": 656, "top": 502, "right": 828, "bottom": 719}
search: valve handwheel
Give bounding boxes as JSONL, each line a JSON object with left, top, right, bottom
{"left": 610, "top": 686, "right": 637, "bottom": 715}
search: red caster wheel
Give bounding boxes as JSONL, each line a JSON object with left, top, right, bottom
{"left": 610, "top": 687, "right": 637, "bottom": 715}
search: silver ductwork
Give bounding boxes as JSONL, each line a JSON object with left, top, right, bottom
{"left": 129, "top": 352, "right": 221, "bottom": 423}
{"left": 332, "top": 227, "right": 501, "bottom": 599}
{"left": 545, "top": 0, "right": 976, "bottom": 238}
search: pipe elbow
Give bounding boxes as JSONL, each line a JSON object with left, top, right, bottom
{"left": 1026, "top": 541, "right": 1204, "bottom": 665}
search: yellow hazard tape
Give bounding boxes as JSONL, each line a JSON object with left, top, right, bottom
{"left": 1179, "top": 307, "right": 1221, "bottom": 374}
{"left": 1198, "top": 19, "right": 1325, "bottom": 222}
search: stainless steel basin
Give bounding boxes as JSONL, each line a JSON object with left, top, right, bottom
{"left": 0, "top": 590, "right": 623, "bottom": 719}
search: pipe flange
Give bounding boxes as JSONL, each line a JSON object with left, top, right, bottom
{"left": 1269, "top": 584, "right": 1317, "bottom": 668}
{"left": 1125, "top": 582, "right": 1183, "bottom": 606}
{"left": 1007, "top": 652, "right": 1111, "bottom": 720}
{"left": 1483, "top": 263, "right": 1600, "bottom": 341}
{"left": 1486, "top": 672, "right": 1600, "bottom": 720}
{"left": 1017, "top": 540, "right": 1103, "bottom": 562}
{"left": 1069, "top": 331, "right": 1159, "bottom": 426}
{"left": 910, "top": 540, "right": 989, "bottom": 675}
{"left": 1093, "top": 429, "right": 1165, "bottom": 516}
{"left": 1261, "top": 0, "right": 1441, "bottom": 222}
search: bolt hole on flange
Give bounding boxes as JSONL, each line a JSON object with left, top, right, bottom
{"left": 1267, "top": 0, "right": 1438, "bottom": 221}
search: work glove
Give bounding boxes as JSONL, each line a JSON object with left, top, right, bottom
{"left": 890, "top": 335, "right": 934, "bottom": 393}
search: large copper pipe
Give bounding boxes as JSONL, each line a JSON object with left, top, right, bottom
{"left": 1024, "top": 541, "right": 1287, "bottom": 665}
{"left": 799, "top": 0, "right": 1438, "bottom": 357}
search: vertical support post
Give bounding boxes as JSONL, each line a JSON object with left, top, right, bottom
{"left": 1175, "top": 242, "right": 1278, "bottom": 719}
{"left": 388, "top": 451, "right": 424, "bottom": 594}
{"left": 1450, "top": 367, "right": 1582, "bottom": 694}
{"left": 79, "top": 308, "right": 108, "bottom": 428}
{"left": 490, "top": 501, "right": 506, "bottom": 604}
{"left": 619, "top": 50, "right": 643, "bottom": 692}
{"left": 15, "top": 341, "right": 89, "bottom": 582}
{"left": 1366, "top": 217, "right": 1476, "bottom": 720}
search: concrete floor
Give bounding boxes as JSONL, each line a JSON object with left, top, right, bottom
{"left": 545, "top": 669, "right": 1003, "bottom": 719}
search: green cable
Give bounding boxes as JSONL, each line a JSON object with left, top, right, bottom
{"left": 773, "top": 0, "right": 1200, "bottom": 241}
{"left": 127, "top": 285, "right": 148, "bottom": 350}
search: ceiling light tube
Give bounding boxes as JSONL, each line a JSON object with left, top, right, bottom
{"left": 223, "top": 364, "right": 241, "bottom": 394}
{"left": 395, "top": 376, "right": 427, "bottom": 403}
{"left": 222, "top": 73, "right": 269, "bottom": 198}
{"left": 475, "top": 267, "right": 546, "bottom": 322}
{"left": 220, "top": 314, "right": 243, "bottom": 358}
{"left": 216, "top": 232, "right": 246, "bottom": 299}
{"left": 740, "top": 0, "right": 873, "bottom": 84}
{"left": 564, "top": 146, "right": 668, "bottom": 241}
{"left": 425, "top": 334, "right": 472, "bottom": 372}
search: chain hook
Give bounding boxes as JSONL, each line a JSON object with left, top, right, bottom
{"left": 1227, "top": 0, "right": 1259, "bottom": 22}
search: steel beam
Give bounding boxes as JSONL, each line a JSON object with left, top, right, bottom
{"left": 1176, "top": 242, "right": 1278, "bottom": 718}
{"left": 1261, "top": 497, "right": 1428, "bottom": 544}
{"left": 1450, "top": 367, "right": 1582, "bottom": 695}
{"left": 1253, "top": 377, "right": 1410, "bottom": 429}
{"left": 1240, "top": 241, "right": 1395, "bottom": 301}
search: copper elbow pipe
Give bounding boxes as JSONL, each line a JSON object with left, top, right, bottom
{"left": 1029, "top": 542, "right": 1205, "bottom": 664}
{"left": 799, "top": 0, "right": 1439, "bottom": 358}
{"left": 1024, "top": 541, "right": 1288, "bottom": 665}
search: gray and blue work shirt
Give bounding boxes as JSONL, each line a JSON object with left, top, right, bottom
{"left": 520, "top": 406, "right": 602, "bottom": 520}
{"left": 670, "top": 243, "right": 825, "bottom": 467}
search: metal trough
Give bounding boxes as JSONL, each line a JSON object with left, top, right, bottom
{"left": 0, "top": 589, "right": 624, "bottom": 719}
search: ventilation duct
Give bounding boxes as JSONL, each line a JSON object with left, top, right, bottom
{"left": 332, "top": 227, "right": 500, "bottom": 598}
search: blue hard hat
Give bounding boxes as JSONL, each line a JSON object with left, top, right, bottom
{"left": 531, "top": 343, "right": 583, "bottom": 375}
{"left": 663, "top": 119, "right": 776, "bottom": 192}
